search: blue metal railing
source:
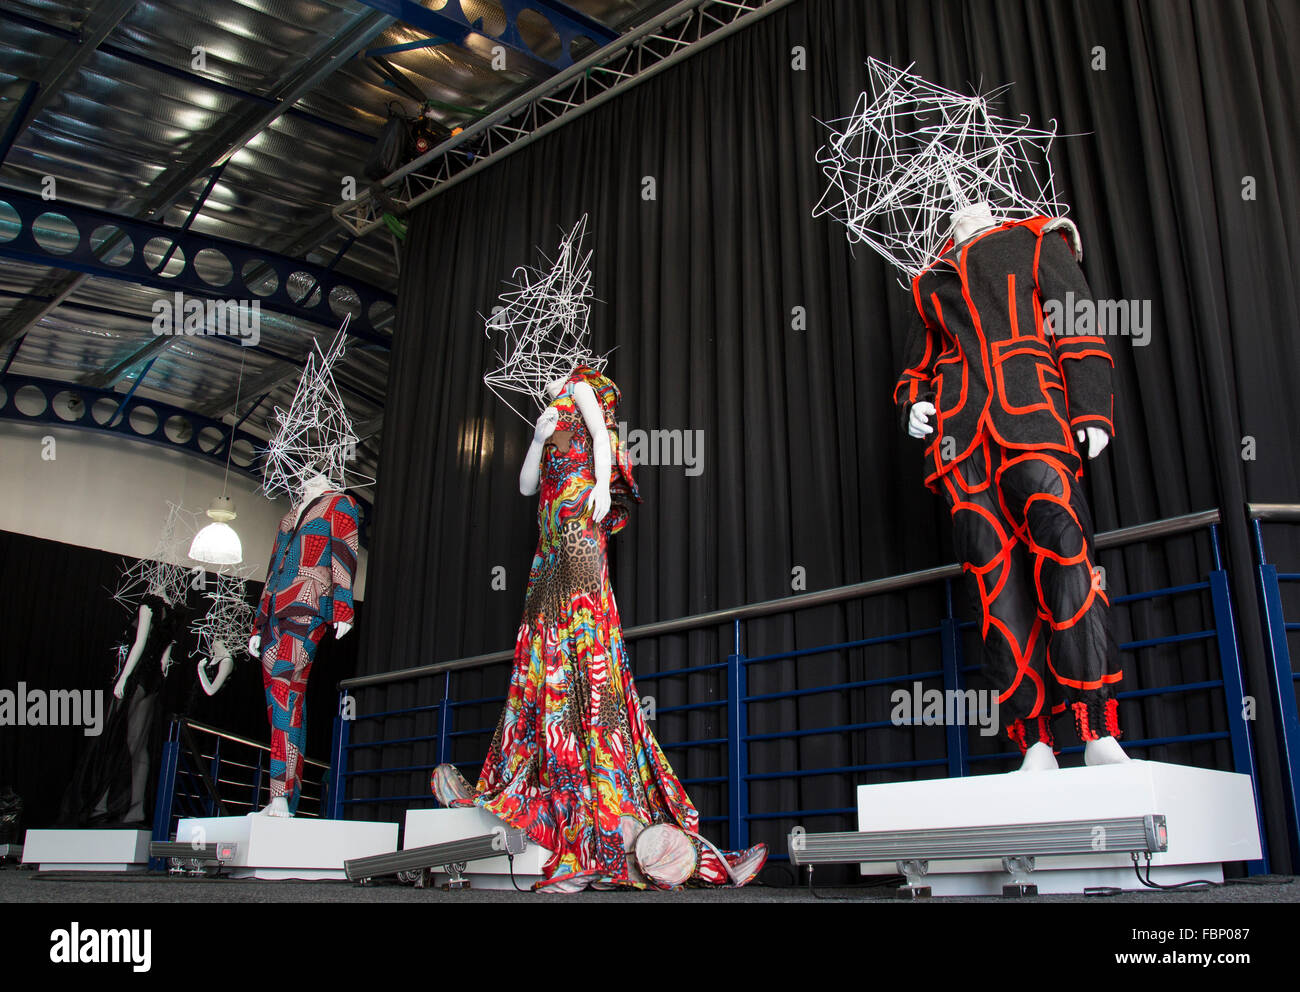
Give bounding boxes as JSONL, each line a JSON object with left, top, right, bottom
{"left": 150, "top": 717, "right": 327, "bottom": 869}
{"left": 1249, "top": 503, "right": 1300, "bottom": 864}
{"left": 329, "top": 508, "right": 1270, "bottom": 874}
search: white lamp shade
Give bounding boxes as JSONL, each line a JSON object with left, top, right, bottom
{"left": 189, "top": 521, "right": 243, "bottom": 565}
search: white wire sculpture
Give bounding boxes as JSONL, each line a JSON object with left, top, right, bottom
{"left": 482, "top": 214, "right": 608, "bottom": 423}
{"left": 190, "top": 569, "right": 256, "bottom": 664}
{"left": 812, "top": 58, "right": 1070, "bottom": 282}
{"left": 261, "top": 316, "right": 373, "bottom": 500}
{"left": 111, "top": 501, "right": 204, "bottom": 612}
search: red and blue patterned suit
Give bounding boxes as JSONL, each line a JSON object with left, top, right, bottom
{"left": 252, "top": 491, "right": 359, "bottom": 812}
{"left": 893, "top": 217, "right": 1122, "bottom": 751}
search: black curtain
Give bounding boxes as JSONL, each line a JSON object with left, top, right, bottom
{"left": 0, "top": 529, "right": 360, "bottom": 829}
{"left": 361, "top": 0, "right": 1300, "bottom": 870}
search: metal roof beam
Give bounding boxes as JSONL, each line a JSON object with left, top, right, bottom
{"left": 351, "top": 0, "right": 616, "bottom": 73}
{"left": 0, "top": 7, "right": 395, "bottom": 347}
{"left": 0, "top": 7, "right": 373, "bottom": 144}
{"left": 335, "top": 0, "right": 795, "bottom": 236}
{"left": 198, "top": 361, "right": 302, "bottom": 419}
{"left": 0, "top": 0, "right": 138, "bottom": 167}
{"left": 0, "top": 188, "right": 395, "bottom": 348}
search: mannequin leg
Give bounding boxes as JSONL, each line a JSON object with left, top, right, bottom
{"left": 941, "top": 455, "right": 1053, "bottom": 762}
{"left": 123, "top": 682, "right": 156, "bottom": 823}
{"left": 995, "top": 452, "right": 1125, "bottom": 756}
{"left": 262, "top": 631, "right": 317, "bottom": 815}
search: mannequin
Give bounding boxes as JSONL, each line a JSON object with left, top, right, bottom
{"left": 437, "top": 363, "right": 766, "bottom": 890}
{"left": 248, "top": 470, "right": 359, "bottom": 816}
{"left": 197, "top": 639, "right": 234, "bottom": 696}
{"left": 61, "top": 586, "right": 187, "bottom": 826}
{"left": 519, "top": 373, "right": 612, "bottom": 519}
{"left": 898, "top": 202, "right": 1127, "bottom": 771}
{"left": 112, "top": 591, "right": 177, "bottom": 701}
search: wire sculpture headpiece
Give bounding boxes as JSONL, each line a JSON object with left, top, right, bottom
{"left": 262, "top": 316, "right": 372, "bottom": 499}
{"left": 111, "top": 500, "right": 203, "bottom": 611}
{"left": 813, "top": 58, "right": 1069, "bottom": 282}
{"left": 482, "top": 215, "right": 607, "bottom": 422}
{"left": 190, "top": 568, "right": 256, "bottom": 664}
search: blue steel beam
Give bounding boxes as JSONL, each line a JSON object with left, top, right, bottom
{"left": 0, "top": 372, "right": 374, "bottom": 524}
{"left": 352, "top": 0, "right": 617, "bottom": 72}
{"left": 0, "top": 187, "right": 394, "bottom": 347}
{"left": 0, "top": 290, "right": 385, "bottom": 405}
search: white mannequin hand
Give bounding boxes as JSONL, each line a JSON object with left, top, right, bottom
{"left": 248, "top": 634, "right": 261, "bottom": 657}
{"left": 335, "top": 620, "right": 352, "bottom": 639}
{"left": 908, "top": 401, "right": 936, "bottom": 438}
{"left": 1076, "top": 427, "right": 1110, "bottom": 459}
{"left": 533, "top": 407, "right": 559, "bottom": 443}
{"left": 586, "top": 480, "right": 611, "bottom": 524}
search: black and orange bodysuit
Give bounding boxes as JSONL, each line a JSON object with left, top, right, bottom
{"left": 893, "top": 216, "right": 1122, "bottom": 751}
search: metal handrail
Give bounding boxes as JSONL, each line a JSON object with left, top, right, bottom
{"left": 1248, "top": 502, "right": 1300, "bottom": 523}
{"left": 179, "top": 717, "right": 329, "bottom": 771}
{"left": 340, "top": 508, "right": 1222, "bottom": 690}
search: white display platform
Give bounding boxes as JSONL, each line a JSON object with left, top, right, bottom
{"left": 855, "top": 760, "right": 1261, "bottom": 896}
{"left": 176, "top": 816, "right": 398, "bottom": 880}
{"left": 404, "top": 807, "right": 550, "bottom": 890}
{"left": 22, "top": 829, "right": 152, "bottom": 872}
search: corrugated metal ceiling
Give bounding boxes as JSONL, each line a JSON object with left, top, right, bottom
{"left": 0, "top": 0, "right": 667, "bottom": 494}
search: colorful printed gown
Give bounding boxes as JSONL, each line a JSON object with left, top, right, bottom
{"left": 444, "top": 367, "right": 756, "bottom": 889}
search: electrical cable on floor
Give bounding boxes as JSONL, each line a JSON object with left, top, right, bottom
{"left": 1223, "top": 875, "right": 1293, "bottom": 887}
{"left": 804, "top": 865, "right": 902, "bottom": 900}
{"left": 507, "top": 852, "right": 527, "bottom": 892}
{"left": 1132, "top": 852, "right": 1218, "bottom": 890}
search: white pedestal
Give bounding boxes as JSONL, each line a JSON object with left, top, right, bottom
{"left": 22, "top": 829, "right": 152, "bottom": 872}
{"left": 404, "top": 807, "right": 550, "bottom": 890}
{"left": 855, "top": 760, "right": 1261, "bottom": 896}
{"left": 176, "top": 816, "right": 398, "bottom": 880}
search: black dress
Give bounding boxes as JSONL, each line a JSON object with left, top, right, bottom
{"left": 57, "top": 594, "right": 190, "bottom": 827}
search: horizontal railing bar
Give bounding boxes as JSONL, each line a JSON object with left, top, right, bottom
{"left": 340, "top": 509, "right": 1223, "bottom": 690}
{"left": 660, "top": 737, "right": 727, "bottom": 749}
{"left": 177, "top": 718, "right": 328, "bottom": 769}
{"left": 745, "top": 718, "right": 905, "bottom": 741}
{"left": 1111, "top": 581, "right": 1209, "bottom": 604}
{"left": 655, "top": 700, "right": 726, "bottom": 714}
{"left": 1122, "top": 630, "right": 1216, "bottom": 651}
{"left": 1248, "top": 502, "right": 1300, "bottom": 522}
{"left": 744, "top": 669, "right": 945, "bottom": 703}
{"left": 745, "top": 807, "right": 857, "bottom": 821}
{"left": 1116, "top": 679, "right": 1224, "bottom": 700}
{"left": 631, "top": 662, "right": 729, "bottom": 681}
{"left": 343, "top": 763, "right": 440, "bottom": 777}
{"left": 744, "top": 627, "right": 942, "bottom": 664}
{"left": 747, "top": 757, "right": 949, "bottom": 780}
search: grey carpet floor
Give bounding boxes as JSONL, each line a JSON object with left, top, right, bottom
{"left": 2, "top": 868, "right": 1295, "bottom": 903}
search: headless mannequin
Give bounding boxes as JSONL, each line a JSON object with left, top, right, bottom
{"left": 197, "top": 639, "right": 234, "bottom": 696}
{"left": 248, "top": 472, "right": 352, "bottom": 817}
{"left": 520, "top": 372, "right": 613, "bottom": 524}
{"left": 113, "top": 593, "right": 175, "bottom": 700}
{"left": 106, "top": 587, "right": 176, "bottom": 822}
{"left": 907, "top": 202, "right": 1127, "bottom": 772}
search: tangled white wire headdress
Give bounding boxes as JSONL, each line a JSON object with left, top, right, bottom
{"left": 191, "top": 570, "right": 256, "bottom": 663}
{"left": 262, "top": 317, "right": 371, "bottom": 499}
{"left": 111, "top": 500, "right": 203, "bottom": 611}
{"left": 482, "top": 215, "right": 607, "bottom": 423}
{"left": 813, "top": 58, "right": 1069, "bottom": 282}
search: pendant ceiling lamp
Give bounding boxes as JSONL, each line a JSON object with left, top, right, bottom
{"left": 190, "top": 352, "right": 246, "bottom": 565}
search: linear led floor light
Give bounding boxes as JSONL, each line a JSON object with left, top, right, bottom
{"left": 149, "top": 840, "right": 239, "bottom": 877}
{"left": 345, "top": 830, "right": 528, "bottom": 890}
{"left": 789, "top": 815, "right": 1168, "bottom": 898}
